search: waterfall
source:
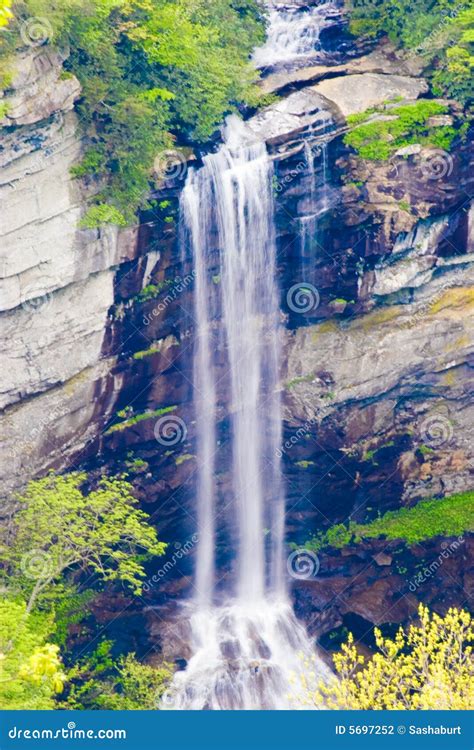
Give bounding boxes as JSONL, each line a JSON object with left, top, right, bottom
{"left": 253, "top": 0, "right": 339, "bottom": 69}
{"left": 181, "top": 116, "right": 285, "bottom": 607}
{"left": 163, "top": 2, "right": 332, "bottom": 711}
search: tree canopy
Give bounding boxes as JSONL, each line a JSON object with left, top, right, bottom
{"left": 294, "top": 605, "right": 474, "bottom": 709}
{"left": 1, "top": 0, "right": 266, "bottom": 224}
{"left": 4, "top": 472, "right": 166, "bottom": 613}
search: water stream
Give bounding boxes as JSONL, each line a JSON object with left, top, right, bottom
{"left": 164, "top": 1, "right": 332, "bottom": 710}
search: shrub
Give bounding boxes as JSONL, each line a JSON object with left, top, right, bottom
{"left": 294, "top": 605, "right": 474, "bottom": 709}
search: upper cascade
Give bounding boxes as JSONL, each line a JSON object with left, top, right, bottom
{"left": 253, "top": 0, "right": 342, "bottom": 71}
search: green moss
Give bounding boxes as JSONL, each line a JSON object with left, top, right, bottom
{"left": 79, "top": 204, "right": 127, "bottom": 229}
{"left": 175, "top": 454, "right": 194, "bottom": 466}
{"left": 285, "top": 373, "right": 314, "bottom": 390}
{"left": 105, "top": 406, "right": 177, "bottom": 435}
{"left": 344, "top": 101, "right": 457, "bottom": 162}
{"left": 362, "top": 449, "right": 377, "bottom": 463}
{"left": 136, "top": 280, "right": 174, "bottom": 303}
{"left": 418, "top": 444, "right": 435, "bottom": 456}
{"left": 304, "top": 491, "right": 474, "bottom": 552}
{"left": 125, "top": 457, "right": 149, "bottom": 472}
{"left": 133, "top": 344, "right": 161, "bottom": 360}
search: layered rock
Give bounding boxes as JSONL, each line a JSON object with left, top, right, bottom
{"left": 0, "top": 48, "right": 140, "bottom": 500}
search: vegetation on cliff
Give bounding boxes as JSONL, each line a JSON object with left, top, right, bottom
{"left": 1, "top": 0, "right": 266, "bottom": 224}
{"left": 0, "top": 472, "right": 170, "bottom": 709}
{"left": 304, "top": 491, "right": 474, "bottom": 551}
{"left": 295, "top": 605, "right": 474, "bottom": 709}
{"left": 348, "top": 0, "right": 474, "bottom": 104}
{"left": 344, "top": 100, "right": 458, "bottom": 159}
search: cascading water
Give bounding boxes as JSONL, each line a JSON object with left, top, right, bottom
{"left": 253, "top": 0, "right": 340, "bottom": 69}
{"left": 164, "top": 2, "right": 332, "bottom": 711}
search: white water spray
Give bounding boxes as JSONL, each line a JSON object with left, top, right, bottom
{"left": 165, "top": 3, "right": 332, "bottom": 711}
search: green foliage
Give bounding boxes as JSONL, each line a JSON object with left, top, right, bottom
{"left": 348, "top": 0, "right": 474, "bottom": 104}
{"left": 285, "top": 373, "right": 315, "bottom": 390}
{"left": 132, "top": 343, "right": 161, "bottom": 359}
{"left": 4, "top": 472, "right": 166, "bottom": 611}
{"left": 1, "top": 0, "right": 265, "bottom": 222}
{"left": 61, "top": 641, "right": 173, "bottom": 709}
{"left": 79, "top": 203, "right": 128, "bottom": 229}
{"left": 137, "top": 279, "right": 174, "bottom": 302}
{"left": 418, "top": 444, "right": 435, "bottom": 456}
{"left": 305, "top": 491, "right": 474, "bottom": 551}
{"left": 175, "top": 453, "right": 194, "bottom": 466}
{"left": 105, "top": 404, "right": 176, "bottom": 433}
{"left": 344, "top": 101, "right": 456, "bottom": 160}
{"left": 0, "top": 599, "right": 65, "bottom": 709}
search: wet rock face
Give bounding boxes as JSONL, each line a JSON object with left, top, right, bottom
{"left": 292, "top": 535, "right": 474, "bottom": 644}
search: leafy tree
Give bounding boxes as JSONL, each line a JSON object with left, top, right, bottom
{"left": 0, "top": 599, "right": 66, "bottom": 709}
{"left": 1, "top": 0, "right": 266, "bottom": 223}
{"left": 3, "top": 472, "right": 166, "bottom": 613}
{"left": 294, "top": 605, "right": 474, "bottom": 709}
{"left": 347, "top": 0, "right": 474, "bottom": 104}
{"left": 61, "top": 641, "right": 173, "bottom": 709}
